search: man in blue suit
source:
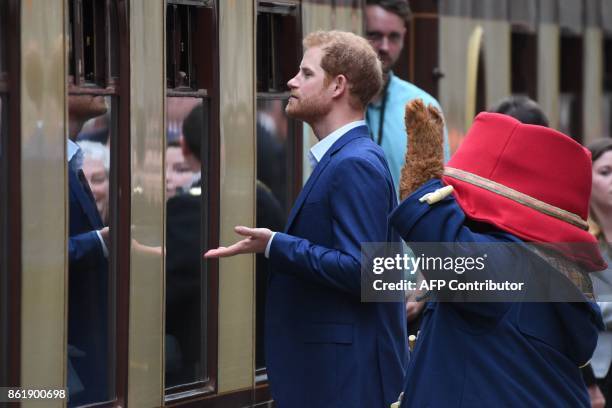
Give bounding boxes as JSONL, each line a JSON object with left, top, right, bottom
{"left": 206, "top": 31, "right": 408, "bottom": 407}
{"left": 67, "top": 95, "right": 110, "bottom": 405}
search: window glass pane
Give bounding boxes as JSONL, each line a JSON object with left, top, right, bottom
{"left": 255, "top": 98, "right": 295, "bottom": 372}
{"left": 165, "top": 96, "right": 208, "bottom": 388}
{"left": 67, "top": 95, "right": 115, "bottom": 405}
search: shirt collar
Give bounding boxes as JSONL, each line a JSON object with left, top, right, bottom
{"left": 67, "top": 139, "right": 83, "bottom": 171}
{"left": 310, "top": 120, "right": 366, "bottom": 164}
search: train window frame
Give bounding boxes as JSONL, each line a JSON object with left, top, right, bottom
{"left": 164, "top": 0, "right": 220, "bottom": 402}
{"left": 255, "top": 0, "right": 302, "bottom": 392}
{"left": 1, "top": 0, "right": 20, "bottom": 389}
{"left": 67, "top": 0, "right": 130, "bottom": 406}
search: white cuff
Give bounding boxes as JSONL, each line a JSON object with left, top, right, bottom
{"left": 95, "top": 230, "right": 109, "bottom": 258}
{"left": 264, "top": 232, "right": 277, "bottom": 258}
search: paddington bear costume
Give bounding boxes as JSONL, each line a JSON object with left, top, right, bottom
{"left": 390, "top": 101, "right": 606, "bottom": 407}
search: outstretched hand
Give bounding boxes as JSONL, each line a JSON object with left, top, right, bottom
{"left": 203, "top": 226, "right": 273, "bottom": 258}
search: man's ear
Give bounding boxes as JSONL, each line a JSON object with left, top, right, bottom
{"left": 331, "top": 74, "right": 348, "bottom": 99}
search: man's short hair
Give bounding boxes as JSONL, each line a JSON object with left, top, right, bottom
{"left": 366, "top": 0, "right": 412, "bottom": 24}
{"left": 490, "top": 96, "right": 549, "bottom": 127}
{"left": 182, "top": 103, "right": 205, "bottom": 162}
{"left": 303, "top": 30, "right": 383, "bottom": 109}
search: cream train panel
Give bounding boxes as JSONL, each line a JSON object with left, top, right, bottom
{"left": 537, "top": 24, "right": 560, "bottom": 129}
{"left": 20, "top": 0, "right": 66, "bottom": 402}
{"left": 481, "top": 19, "right": 511, "bottom": 109}
{"left": 128, "top": 0, "right": 165, "bottom": 406}
{"left": 583, "top": 27, "right": 603, "bottom": 145}
{"left": 218, "top": 0, "right": 255, "bottom": 393}
{"left": 439, "top": 15, "right": 476, "bottom": 151}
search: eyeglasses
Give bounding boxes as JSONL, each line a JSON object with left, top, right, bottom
{"left": 366, "top": 31, "right": 404, "bottom": 45}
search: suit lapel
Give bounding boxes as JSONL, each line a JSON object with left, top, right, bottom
{"left": 284, "top": 125, "right": 368, "bottom": 232}
{"left": 69, "top": 169, "right": 103, "bottom": 229}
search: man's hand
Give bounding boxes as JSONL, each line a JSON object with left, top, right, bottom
{"left": 204, "top": 226, "right": 272, "bottom": 258}
{"left": 588, "top": 384, "right": 605, "bottom": 408}
{"left": 99, "top": 226, "right": 110, "bottom": 248}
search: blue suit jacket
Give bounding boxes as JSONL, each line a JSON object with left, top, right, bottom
{"left": 389, "top": 180, "right": 603, "bottom": 407}
{"left": 266, "top": 125, "right": 408, "bottom": 408}
{"left": 68, "top": 168, "right": 109, "bottom": 405}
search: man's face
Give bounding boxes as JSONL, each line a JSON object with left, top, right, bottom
{"left": 365, "top": 5, "right": 406, "bottom": 73}
{"left": 285, "top": 46, "right": 333, "bottom": 122}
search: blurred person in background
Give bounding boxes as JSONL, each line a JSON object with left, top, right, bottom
{"left": 587, "top": 138, "right": 612, "bottom": 408}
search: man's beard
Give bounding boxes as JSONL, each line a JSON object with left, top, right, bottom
{"left": 285, "top": 94, "right": 331, "bottom": 122}
{"left": 378, "top": 52, "right": 394, "bottom": 73}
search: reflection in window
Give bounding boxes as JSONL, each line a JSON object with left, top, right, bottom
{"left": 165, "top": 97, "right": 208, "bottom": 388}
{"left": 67, "top": 95, "right": 115, "bottom": 406}
{"left": 255, "top": 98, "right": 298, "bottom": 373}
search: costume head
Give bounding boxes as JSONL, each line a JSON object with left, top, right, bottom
{"left": 442, "top": 112, "right": 605, "bottom": 272}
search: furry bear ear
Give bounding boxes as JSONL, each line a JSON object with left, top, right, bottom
{"left": 399, "top": 99, "right": 445, "bottom": 201}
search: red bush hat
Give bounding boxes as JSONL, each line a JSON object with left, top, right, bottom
{"left": 442, "top": 112, "right": 606, "bottom": 272}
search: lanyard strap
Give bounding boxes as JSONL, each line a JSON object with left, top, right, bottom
{"left": 367, "top": 78, "right": 390, "bottom": 146}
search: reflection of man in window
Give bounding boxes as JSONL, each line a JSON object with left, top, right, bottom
{"left": 165, "top": 104, "right": 205, "bottom": 386}
{"left": 206, "top": 31, "right": 407, "bottom": 407}
{"left": 79, "top": 140, "right": 110, "bottom": 226}
{"left": 67, "top": 94, "right": 111, "bottom": 405}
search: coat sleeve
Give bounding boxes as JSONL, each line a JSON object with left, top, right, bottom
{"left": 269, "top": 156, "right": 393, "bottom": 297}
{"left": 69, "top": 231, "right": 106, "bottom": 272}
{"left": 389, "top": 179, "right": 517, "bottom": 321}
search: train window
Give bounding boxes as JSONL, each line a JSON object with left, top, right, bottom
{"left": 67, "top": 1, "right": 120, "bottom": 405}
{"left": 257, "top": 1, "right": 300, "bottom": 93}
{"left": 166, "top": 1, "right": 215, "bottom": 90}
{"left": 165, "top": 0, "right": 218, "bottom": 399}
{"left": 510, "top": 30, "right": 537, "bottom": 100}
{"left": 559, "top": 34, "right": 583, "bottom": 141}
{"left": 165, "top": 96, "right": 211, "bottom": 390}
{"left": 67, "top": 94, "right": 117, "bottom": 406}
{"left": 255, "top": 0, "right": 302, "bottom": 382}
{"left": 69, "top": 0, "right": 119, "bottom": 86}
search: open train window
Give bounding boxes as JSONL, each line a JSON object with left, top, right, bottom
{"left": 69, "top": 0, "right": 119, "bottom": 86}
{"left": 255, "top": 0, "right": 302, "bottom": 388}
{"left": 67, "top": 1, "right": 125, "bottom": 405}
{"left": 164, "top": 0, "right": 219, "bottom": 401}
{"left": 559, "top": 34, "right": 583, "bottom": 142}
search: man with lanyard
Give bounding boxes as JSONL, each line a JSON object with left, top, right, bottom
{"left": 364, "top": 0, "right": 450, "bottom": 195}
